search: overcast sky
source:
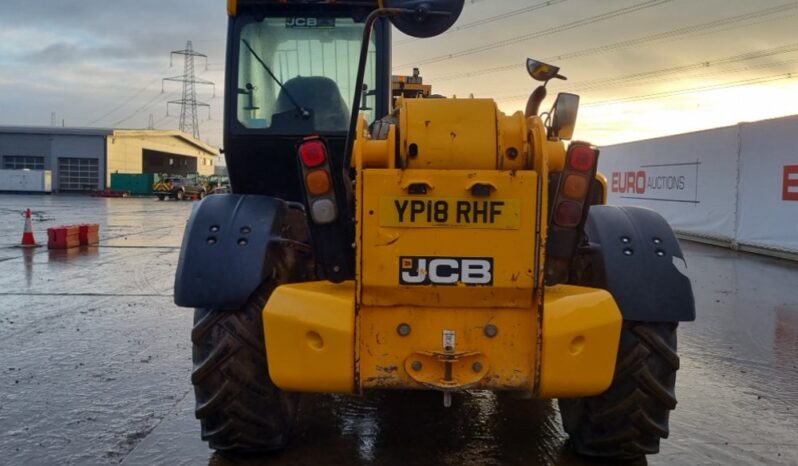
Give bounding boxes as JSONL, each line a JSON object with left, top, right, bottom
{"left": 1, "top": 0, "right": 797, "bottom": 148}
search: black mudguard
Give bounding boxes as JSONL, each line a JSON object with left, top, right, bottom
{"left": 579, "top": 205, "right": 696, "bottom": 322}
{"left": 174, "top": 194, "right": 289, "bottom": 310}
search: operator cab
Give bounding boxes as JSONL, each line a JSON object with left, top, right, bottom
{"left": 223, "top": 0, "right": 463, "bottom": 282}
{"left": 224, "top": 1, "right": 391, "bottom": 200}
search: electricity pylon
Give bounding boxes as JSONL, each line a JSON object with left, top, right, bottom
{"left": 162, "top": 41, "right": 215, "bottom": 140}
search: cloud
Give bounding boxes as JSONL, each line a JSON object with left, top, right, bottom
{"left": 1, "top": 0, "right": 797, "bottom": 147}
{"left": 0, "top": 0, "right": 226, "bottom": 62}
{"left": 0, "top": 0, "right": 224, "bottom": 142}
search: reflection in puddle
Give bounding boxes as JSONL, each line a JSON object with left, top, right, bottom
{"left": 774, "top": 307, "right": 798, "bottom": 370}
{"left": 46, "top": 246, "right": 100, "bottom": 263}
{"left": 23, "top": 248, "right": 34, "bottom": 288}
{"left": 205, "top": 391, "right": 632, "bottom": 466}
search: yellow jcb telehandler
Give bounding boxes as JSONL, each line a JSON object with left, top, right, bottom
{"left": 175, "top": 0, "right": 695, "bottom": 460}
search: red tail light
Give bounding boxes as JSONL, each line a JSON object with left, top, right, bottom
{"left": 546, "top": 142, "right": 600, "bottom": 285}
{"left": 298, "top": 137, "right": 338, "bottom": 225}
{"left": 569, "top": 145, "right": 596, "bottom": 172}
{"left": 554, "top": 200, "right": 582, "bottom": 227}
{"left": 300, "top": 140, "right": 326, "bottom": 167}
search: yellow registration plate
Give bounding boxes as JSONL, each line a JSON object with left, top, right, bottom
{"left": 379, "top": 197, "right": 520, "bottom": 229}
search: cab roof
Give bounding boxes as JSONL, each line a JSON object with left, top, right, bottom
{"left": 228, "top": 0, "right": 382, "bottom": 16}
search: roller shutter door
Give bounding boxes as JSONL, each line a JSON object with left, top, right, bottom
{"left": 58, "top": 157, "right": 99, "bottom": 191}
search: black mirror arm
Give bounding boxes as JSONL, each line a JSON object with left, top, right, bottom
{"left": 526, "top": 84, "right": 548, "bottom": 118}
{"left": 343, "top": 6, "right": 457, "bottom": 174}
{"left": 343, "top": 8, "right": 411, "bottom": 176}
{"left": 342, "top": 6, "right": 458, "bottom": 219}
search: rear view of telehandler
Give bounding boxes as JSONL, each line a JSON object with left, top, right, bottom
{"left": 174, "top": 0, "right": 695, "bottom": 460}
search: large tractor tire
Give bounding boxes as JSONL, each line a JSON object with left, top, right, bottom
{"left": 559, "top": 322, "right": 679, "bottom": 460}
{"left": 191, "top": 281, "right": 298, "bottom": 452}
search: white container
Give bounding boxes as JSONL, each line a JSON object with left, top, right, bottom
{"left": 0, "top": 169, "right": 52, "bottom": 193}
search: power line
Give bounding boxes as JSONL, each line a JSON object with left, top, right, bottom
{"left": 582, "top": 72, "right": 796, "bottom": 107}
{"left": 492, "top": 42, "right": 798, "bottom": 102}
{"left": 573, "top": 43, "right": 798, "bottom": 91}
{"left": 429, "top": 2, "right": 798, "bottom": 83}
{"left": 578, "top": 56, "right": 798, "bottom": 95}
{"left": 394, "top": 0, "right": 673, "bottom": 69}
{"left": 109, "top": 92, "right": 165, "bottom": 127}
{"left": 137, "top": 90, "right": 174, "bottom": 113}
{"left": 155, "top": 113, "right": 177, "bottom": 126}
{"left": 84, "top": 80, "right": 156, "bottom": 126}
{"left": 553, "top": 2, "right": 798, "bottom": 62}
{"left": 110, "top": 90, "right": 178, "bottom": 128}
{"left": 496, "top": 59, "right": 798, "bottom": 104}
{"left": 394, "top": 0, "right": 569, "bottom": 47}
{"left": 84, "top": 66, "right": 171, "bottom": 126}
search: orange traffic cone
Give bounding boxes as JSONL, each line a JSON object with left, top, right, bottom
{"left": 21, "top": 208, "right": 37, "bottom": 248}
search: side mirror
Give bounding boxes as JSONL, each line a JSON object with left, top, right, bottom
{"left": 549, "top": 93, "right": 580, "bottom": 141}
{"left": 384, "top": 0, "right": 465, "bottom": 38}
{"left": 527, "top": 58, "right": 561, "bottom": 82}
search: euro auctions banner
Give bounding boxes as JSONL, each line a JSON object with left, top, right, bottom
{"left": 599, "top": 126, "right": 740, "bottom": 242}
{"left": 737, "top": 116, "right": 798, "bottom": 254}
{"left": 599, "top": 115, "right": 798, "bottom": 256}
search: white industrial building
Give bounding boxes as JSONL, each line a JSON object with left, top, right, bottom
{"left": 0, "top": 126, "right": 219, "bottom": 193}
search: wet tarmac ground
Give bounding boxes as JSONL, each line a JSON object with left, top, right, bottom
{"left": 0, "top": 194, "right": 796, "bottom": 466}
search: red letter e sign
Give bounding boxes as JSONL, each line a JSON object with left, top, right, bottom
{"left": 784, "top": 165, "right": 798, "bottom": 201}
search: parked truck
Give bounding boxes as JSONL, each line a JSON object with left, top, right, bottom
{"left": 153, "top": 174, "right": 209, "bottom": 200}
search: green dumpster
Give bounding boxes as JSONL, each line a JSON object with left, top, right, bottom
{"left": 110, "top": 173, "right": 156, "bottom": 196}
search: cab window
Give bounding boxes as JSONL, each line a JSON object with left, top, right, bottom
{"left": 236, "top": 16, "right": 377, "bottom": 132}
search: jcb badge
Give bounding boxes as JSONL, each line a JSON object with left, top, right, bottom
{"left": 400, "top": 256, "right": 493, "bottom": 286}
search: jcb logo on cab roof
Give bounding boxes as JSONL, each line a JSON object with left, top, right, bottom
{"left": 285, "top": 17, "right": 336, "bottom": 28}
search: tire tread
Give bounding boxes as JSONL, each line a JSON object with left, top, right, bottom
{"left": 191, "top": 255, "right": 298, "bottom": 452}
{"left": 559, "top": 322, "right": 679, "bottom": 460}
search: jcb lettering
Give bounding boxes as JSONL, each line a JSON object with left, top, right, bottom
{"left": 285, "top": 17, "right": 335, "bottom": 28}
{"left": 460, "top": 259, "right": 492, "bottom": 284}
{"left": 427, "top": 258, "right": 459, "bottom": 284}
{"left": 286, "top": 18, "right": 317, "bottom": 27}
{"left": 400, "top": 256, "right": 494, "bottom": 286}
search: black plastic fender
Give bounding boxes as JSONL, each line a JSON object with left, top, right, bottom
{"left": 174, "top": 194, "right": 289, "bottom": 310}
{"left": 579, "top": 205, "right": 696, "bottom": 322}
